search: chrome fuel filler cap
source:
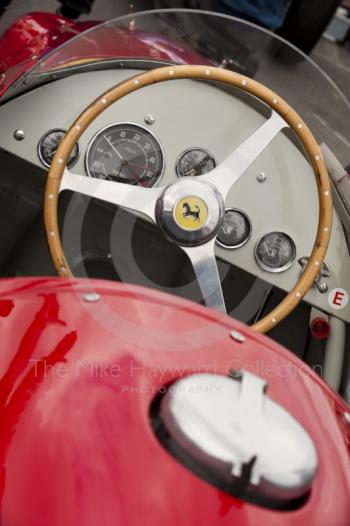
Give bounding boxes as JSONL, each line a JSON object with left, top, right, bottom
{"left": 160, "top": 371, "right": 318, "bottom": 506}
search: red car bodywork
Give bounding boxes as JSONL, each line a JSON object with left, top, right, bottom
{"left": 0, "top": 277, "right": 349, "bottom": 525}
{"left": 0, "top": 10, "right": 349, "bottom": 526}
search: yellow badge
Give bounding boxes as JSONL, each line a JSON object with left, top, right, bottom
{"left": 173, "top": 196, "right": 208, "bottom": 231}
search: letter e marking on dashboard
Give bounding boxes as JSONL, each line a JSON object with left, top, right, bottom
{"left": 328, "top": 288, "right": 349, "bottom": 310}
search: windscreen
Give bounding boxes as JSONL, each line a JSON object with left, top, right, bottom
{"left": 5, "top": 9, "right": 350, "bottom": 165}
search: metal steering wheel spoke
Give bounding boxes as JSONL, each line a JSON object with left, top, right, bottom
{"left": 182, "top": 239, "right": 226, "bottom": 314}
{"left": 60, "top": 168, "right": 161, "bottom": 222}
{"left": 200, "top": 110, "right": 287, "bottom": 199}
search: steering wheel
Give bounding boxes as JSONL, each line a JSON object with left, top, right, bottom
{"left": 44, "top": 65, "right": 332, "bottom": 333}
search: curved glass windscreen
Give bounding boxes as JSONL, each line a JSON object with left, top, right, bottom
{"left": 4, "top": 9, "right": 350, "bottom": 165}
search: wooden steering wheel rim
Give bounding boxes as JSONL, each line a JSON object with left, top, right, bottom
{"left": 44, "top": 64, "right": 332, "bottom": 333}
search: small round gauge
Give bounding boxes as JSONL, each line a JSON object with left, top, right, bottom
{"left": 38, "top": 129, "right": 79, "bottom": 169}
{"left": 255, "top": 232, "right": 296, "bottom": 272}
{"left": 86, "top": 123, "right": 164, "bottom": 187}
{"left": 216, "top": 208, "right": 251, "bottom": 249}
{"left": 176, "top": 147, "right": 216, "bottom": 178}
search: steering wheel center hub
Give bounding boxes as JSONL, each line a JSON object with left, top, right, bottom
{"left": 155, "top": 179, "right": 224, "bottom": 246}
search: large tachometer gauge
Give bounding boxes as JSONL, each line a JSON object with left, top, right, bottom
{"left": 86, "top": 123, "right": 164, "bottom": 187}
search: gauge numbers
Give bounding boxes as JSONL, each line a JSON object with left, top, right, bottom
{"left": 216, "top": 208, "right": 251, "bottom": 249}
{"left": 86, "top": 123, "right": 164, "bottom": 187}
{"left": 38, "top": 129, "right": 79, "bottom": 168}
{"left": 255, "top": 232, "right": 296, "bottom": 272}
{"left": 176, "top": 147, "right": 216, "bottom": 177}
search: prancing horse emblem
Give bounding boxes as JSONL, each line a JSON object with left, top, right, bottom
{"left": 174, "top": 196, "right": 208, "bottom": 231}
{"left": 182, "top": 202, "right": 200, "bottom": 222}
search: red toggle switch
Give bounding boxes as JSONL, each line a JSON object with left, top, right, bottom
{"left": 310, "top": 317, "right": 331, "bottom": 340}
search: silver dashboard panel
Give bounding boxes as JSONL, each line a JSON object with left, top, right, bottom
{"left": 0, "top": 68, "right": 349, "bottom": 323}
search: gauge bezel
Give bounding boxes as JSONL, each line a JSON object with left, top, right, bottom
{"left": 85, "top": 121, "right": 165, "bottom": 187}
{"left": 38, "top": 128, "right": 80, "bottom": 169}
{"left": 216, "top": 207, "right": 252, "bottom": 250}
{"left": 176, "top": 146, "right": 216, "bottom": 178}
{"left": 254, "top": 231, "right": 296, "bottom": 273}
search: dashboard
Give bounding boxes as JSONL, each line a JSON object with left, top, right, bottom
{"left": 0, "top": 68, "right": 349, "bottom": 323}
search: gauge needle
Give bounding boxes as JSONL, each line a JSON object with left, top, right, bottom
{"left": 222, "top": 224, "right": 230, "bottom": 236}
{"left": 264, "top": 243, "right": 274, "bottom": 257}
{"left": 223, "top": 223, "right": 235, "bottom": 236}
{"left": 184, "top": 169, "right": 196, "bottom": 177}
{"left": 104, "top": 135, "right": 124, "bottom": 161}
{"left": 127, "top": 161, "right": 148, "bottom": 170}
{"left": 184, "top": 156, "right": 211, "bottom": 176}
{"left": 124, "top": 163, "right": 144, "bottom": 185}
{"left": 196, "top": 156, "right": 210, "bottom": 170}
